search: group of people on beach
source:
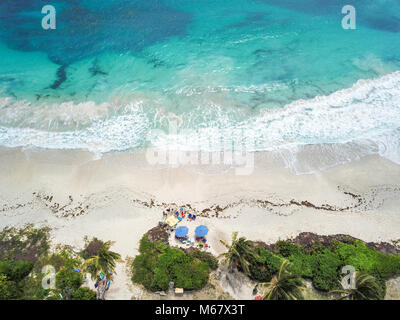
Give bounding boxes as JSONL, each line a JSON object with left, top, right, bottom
{"left": 161, "top": 207, "right": 210, "bottom": 249}
{"left": 162, "top": 207, "right": 197, "bottom": 222}
{"left": 94, "top": 272, "right": 111, "bottom": 300}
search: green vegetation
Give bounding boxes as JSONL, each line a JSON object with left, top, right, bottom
{"left": 0, "top": 226, "right": 120, "bottom": 300}
{"left": 330, "top": 272, "right": 384, "bottom": 300}
{"left": 37, "top": 245, "right": 83, "bottom": 272}
{"left": 219, "top": 232, "right": 257, "bottom": 274}
{"left": 261, "top": 260, "right": 305, "bottom": 300}
{"left": 71, "top": 287, "right": 97, "bottom": 300}
{"left": 271, "top": 242, "right": 343, "bottom": 291}
{"left": 0, "top": 225, "right": 51, "bottom": 300}
{"left": 56, "top": 268, "right": 82, "bottom": 292}
{"left": 187, "top": 249, "right": 219, "bottom": 271}
{"left": 0, "top": 274, "right": 19, "bottom": 299}
{"left": 221, "top": 234, "right": 400, "bottom": 300}
{"left": 131, "top": 235, "right": 216, "bottom": 291}
{"left": 82, "top": 238, "right": 123, "bottom": 280}
{"left": 0, "top": 260, "right": 33, "bottom": 282}
{"left": 248, "top": 249, "right": 282, "bottom": 282}
{"left": 0, "top": 224, "right": 50, "bottom": 263}
{"left": 42, "top": 246, "right": 98, "bottom": 300}
{"left": 334, "top": 240, "right": 400, "bottom": 279}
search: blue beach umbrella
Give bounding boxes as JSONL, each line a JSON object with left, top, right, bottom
{"left": 175, "top": 226, "right": 189, "bottom": 238}
{"left": 195, "top": 225, "right": 209, "bottom": 237}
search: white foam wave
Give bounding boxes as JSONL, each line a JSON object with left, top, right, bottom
{"left": 0, "top": 71, "right": 399, "bottom": 173}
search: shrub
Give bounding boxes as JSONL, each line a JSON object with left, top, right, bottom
{"left": 333, "top": 240, "right": 400, "bottom": 298}
{"left": 71, "top": 287, "right": 97, "bottom": 300}
{"left": 151, "top": 266, "right": 170, "bottom": 291}
{"left": 0, "top": 275, "right": 19, "bottom": 300}
{"left": 187, "top": 249, "right": 219, "bottom": 270}
{"left": 248, "top": 249, "right": 283, "bottom": 282}
{"left": 258, "top": 249, "right": 283, "bottom": 275}
{"left": 0, "top": 260, "right": 33, "bottom": 282}
{"left": 36, "top": 247, "right": 83, "bottom": 273}
{"left": 0, "top": 224, "right": 50, "bottom": 263}
{"left": 132, "top": 237, "right": 167, "bottom": 289}
{"left": 254, "top": 244, "right": 341, "bottom": 291}
{"left": 334, "top": 240, "right": 400, "bottom": 278}
{"left": 171, "top": 254, "right": 209, "bottom": 290}
{"left": 0, "top": 259, "right": 43, "bottom": 300}
{"left": 309, "top": 249, "right": 342, "bottom": 291}
{"left": 151, "top": 247, "right": 210, "bottom": 291}
{"left": 132, "top": 235, "right": 211, "bottom": 292}
{"left": 249, "top": 237, "right": 400, "bottom": 297}
{"left": 56, "top": 268, "right": 82, "bottom": 292}
{"left": 287, "top": 252, "right": 313, "bottom": 278}
{"left": 275, "top": 241, "right": 301, "bottom": 257}
{"left": 249, "top": 262, "right": 272, "bottom": 282}
{"left": 132, "top": 254, "right": 155, "bottom": 289}
{"left": 19, "top": 275, "right": 49, "bottom": 300}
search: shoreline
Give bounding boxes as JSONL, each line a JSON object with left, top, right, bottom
{"left": 1, "top": 145, "right": 400, "bottom": 245}
{"left": 1, "top": 70, "right": 400, "bottom": 169}
{"left": 0, "top": 146, "right": 399, "bottom": 299}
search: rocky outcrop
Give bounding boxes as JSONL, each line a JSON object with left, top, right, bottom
{"left": 146, "top": 225, "right": 169, "bottom": 244}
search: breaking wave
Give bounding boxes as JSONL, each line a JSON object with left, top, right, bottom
{"left": 0, "top": 71, "right": 399, "bottom": 174}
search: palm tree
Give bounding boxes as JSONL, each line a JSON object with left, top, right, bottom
{"left": 219, "top": 232, "right": 257, "bottom": 274}
{"left": 330, "top": 272, "right": 382, "bottom": 300}
{"left": 83, "top": 240, "right": 123, "bottom": 280}
{"left": 261, "top": 260, "right": 305, "bottom": 300}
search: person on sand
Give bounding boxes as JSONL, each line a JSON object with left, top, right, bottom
{"left": 69, "top": 195, "right": 73, "bottom": 202}
{"left": 253, "top": 284, "right": 258, "bottom": 295}
{"left": 97, "top": 278, "right": 107, "bottom": 300}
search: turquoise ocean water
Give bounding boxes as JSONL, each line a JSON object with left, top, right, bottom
{"left": 0, "top": 0, "right": 399, "bottom": 172}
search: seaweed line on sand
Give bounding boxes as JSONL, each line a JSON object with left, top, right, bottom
{"left": 0, "top": 185, "right": 399, "bottom": 219}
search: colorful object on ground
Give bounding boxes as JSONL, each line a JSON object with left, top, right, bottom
{"left": 255, "top": 295, "right": 262, "bottom": 300}
{"left": 175, "top": 288, "right": 184, "bottom": 295}
{"left": 166, "top": 216, "right": 179, "bottom": 227}
{"left": 195, "top": 225, "right": 208, "bottom": 237}
{"left": 73, "top": 268, "right": 81, "bottom": 272}
{"left": 175, "top": 226, "right": 189, "bottom": 238}
{"left": 97, "top": 278, "right": 108, "bottom": 300}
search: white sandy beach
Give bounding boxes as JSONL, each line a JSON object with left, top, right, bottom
{"left": 0, "top": 146, "right": 399, "bottom": 299}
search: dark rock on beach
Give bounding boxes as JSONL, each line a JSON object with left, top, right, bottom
{"left": 146, "top": 225, "right": 169, "bottom": 244}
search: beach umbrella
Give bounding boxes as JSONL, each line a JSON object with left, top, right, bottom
{"left": 195, "top": 225, "right": 209, "bottom": 237}
{"left": 175, "top": 226, "right": 189, "bottom": 238}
